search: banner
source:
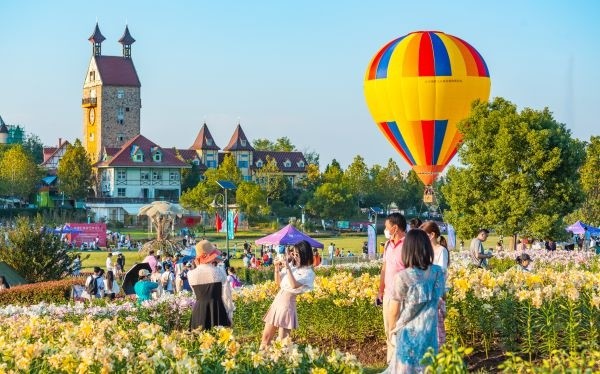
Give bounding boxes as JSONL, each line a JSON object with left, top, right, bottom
{"left": 367, "top": 225, "right": 376, "bottom": 257}
{"left": 66, "top": 223, "right": 107, "bottom": 247}
{"left": 227, "top": 210, "right": 235, "bottom": 240}
{"left": 447, "top": 224, "right": 456, "bottom": 250}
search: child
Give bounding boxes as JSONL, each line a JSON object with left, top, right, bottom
{"left": 515, "top": 253, "right": 532, "bottom": 272}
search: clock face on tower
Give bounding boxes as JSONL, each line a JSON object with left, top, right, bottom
{"left": 89, "top": 108, "right": 95, "bottom": 125}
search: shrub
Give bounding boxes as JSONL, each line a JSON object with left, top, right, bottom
{"left": 0, "top": 216, "right": 76, "bottom": 282}
{"left": 0, "top": 278, "right": 84, "bottom": 306}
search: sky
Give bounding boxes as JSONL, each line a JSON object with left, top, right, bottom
{"left": 0, "top": 1, "right": 598, "bottom": 170}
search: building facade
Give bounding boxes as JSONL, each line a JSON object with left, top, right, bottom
{"left": 82, "top": 23, "right": 141, "bottom": 163}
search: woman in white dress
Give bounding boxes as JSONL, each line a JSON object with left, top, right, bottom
{"left": 420, "top": 221, "right": 449, "bottom": 348}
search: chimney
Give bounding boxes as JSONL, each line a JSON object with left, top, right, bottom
{"left": 58, "top": 138, "right": 62, "bottom": 147}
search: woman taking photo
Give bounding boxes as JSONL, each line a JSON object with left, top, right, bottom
{"left": 384, "top": 229, "right": 445, "bottom": 373}
{"left": 260, "top": 240, "right": 315, "bottom": 349}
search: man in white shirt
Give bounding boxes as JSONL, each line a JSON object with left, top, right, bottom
{"left": 327, "top": 243, "right": 334, "bottom": 262}
{"left": 106, "top": 253, "right": 114, "bottom": 273}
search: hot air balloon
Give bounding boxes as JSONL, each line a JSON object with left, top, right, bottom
{"left": 364, "top": 31, "right": 491, "bottom": 192}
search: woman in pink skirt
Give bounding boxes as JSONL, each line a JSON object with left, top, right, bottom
{"left": 260, "top": 240, "right": 315, "bottom": 349}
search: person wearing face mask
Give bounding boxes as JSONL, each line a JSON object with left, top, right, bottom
{"left": 377, "top": 212, "right": 407, "bottom": 364}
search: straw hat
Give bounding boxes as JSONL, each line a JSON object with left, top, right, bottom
{"left": 195, "top": 240, "right": 222, "bottom": 264}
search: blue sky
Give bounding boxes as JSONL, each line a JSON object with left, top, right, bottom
{"left": 0, "top": 1, "right": 598, "bottom": 170}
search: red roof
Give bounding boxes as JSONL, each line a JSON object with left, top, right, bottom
{"left": 104, "top": 147, "right": 121, "bottom": 157}
{"left": 252, "top": 151, "right": 308, "bottom": 172}
{"left": 41, "top": 141, "right": 70, "bottom": 165}
{"left": 164, "top": 148, "right": 208, "bottom": 171}
{"left": 190, "top": 123, "right": 220, "bottom": 150}
{"left": 223, "top": 124, "right": 255, "bottom": 151}
{"left": 95, "top": 134, "right": 190, "bottom": 168}
{"left": 95, "top": 56, "right": 141, "bottom": 87}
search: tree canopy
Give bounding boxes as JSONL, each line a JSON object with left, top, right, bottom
{"left": 57, "top": 139, "right": 92, "bottom": 200}
{"left": 442, "top": 98, "right": 585, "bottom": 239}
{"left": 0, "top": 145, "right": 41, "bottom": 200}
{"left": 566, "top": 136, "right": 600, "bottom": 226}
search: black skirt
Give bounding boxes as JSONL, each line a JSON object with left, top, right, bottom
{"left": 190, "top": 282, "right": 231, "bottom": 331}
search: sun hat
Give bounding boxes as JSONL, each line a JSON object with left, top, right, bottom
{"left": 138, "top": 269, "right": 150, "bottom": 277}
{"left": 195, "top": 240, "right": 222, "bottom": 264}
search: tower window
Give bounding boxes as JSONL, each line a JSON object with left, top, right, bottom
{"left": 125, "top": 107, "right": 130, "bottom": 112}
{"left": 117, "top": 107, "right": 125, "bottom": 124}
{"left": 89, "top": 133, "right": 94, "bottom": 141}
{"left": 118, "top": 135, "right": 125, "bottom": 142}
{"left": 240, "top": 139, "right": 247, "bottom": 147}
{"left": 117, "top": 89, "right": 125, "bottom": 99}
{"left": 89, "top": 71, "right": 95, "bottom": 82}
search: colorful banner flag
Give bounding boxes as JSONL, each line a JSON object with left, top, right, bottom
{"left": 215, "top": 213, "right": 223, "bottom": 232}
{"left": 227, "top": 210, "right": 235, "bottom": 240}
{"left": 233, "top": 211, "right": 239, "bottom": 233}
{"left": 367, "top": 224, "right": 376, "bottom": 257}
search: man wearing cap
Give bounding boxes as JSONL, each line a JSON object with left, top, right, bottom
{"left": 188, "top": 240, "right": 234, "bottom": 330}
{"left": 134, "top": 269, "right": 159, "bottom": 303}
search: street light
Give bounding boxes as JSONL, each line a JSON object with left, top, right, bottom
{"left": 298, "top": 205, "right": 305, "bottom": 231}
{"left": 216, "top": 180, "right": 236, "bottom": 260}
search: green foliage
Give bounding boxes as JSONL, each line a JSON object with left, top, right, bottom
{"left": 236, "top": 181, "right": 269, "bottom": 220}
{"left": 422, "top": 340, "right": 472, "bottom": 374}
{"left": 307, "top": 182, "right": 357, "bottom": 221}
{"left": 252, "top": 136, "right": 296, "bottom": 151}
{"left": 22, "top": 133, "right": 44, "bottom": 164}
{"left": 566, "top": 136, "right": 600, "bottom": 226}
{"left": 180, "top": 182, "right": 210, "bottom": 211}
{"left": 0, "top": 145, "right": 41, "bottom": 200}
{"left": 323, "top": 159, "right": 344, "bottom": 184}
{"left": 442, "top": 98, "right": 585, "bottom": 239}
{"left": 344, "top": 155, "right": 370, "bottom": 206}
{"left": 180, "top": 161, "right": 202, "bottom": 192}
{"left": 0, "top": 278, "right": 84, "bottom": 306}
{"left": 56, "top": 139, "right": 92, "bottom": 200}
{"left": 0, "top": 216, "right": 76, "bottom": 282}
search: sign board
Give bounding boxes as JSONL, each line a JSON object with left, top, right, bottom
{"left": 66, "top": 223, "right": 107, "bottom": 247}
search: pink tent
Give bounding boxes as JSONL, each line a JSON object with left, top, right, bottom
{"left": 255, "top": 224, "right": 324, "bottom": 248}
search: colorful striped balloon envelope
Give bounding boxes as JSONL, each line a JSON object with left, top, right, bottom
{"left": 364, "top": 31, "right": 491, "bottom": 186}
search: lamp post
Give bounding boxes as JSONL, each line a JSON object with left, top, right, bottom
{"left": 298, "top": 205, "right": 305, "bottom": 231}
{"left": 216, "top": 180, "right": 236, "bottom": 260}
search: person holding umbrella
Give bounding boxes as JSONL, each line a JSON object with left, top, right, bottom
{"left": 134, "top": 269, "right": 158, "bottom": 303}
{"left": 187, "top": 240, "right": 234, "bottom": 331}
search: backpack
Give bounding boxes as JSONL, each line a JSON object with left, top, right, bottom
{"left": 87, "top": 276, "right": 98, "bottom": 295}
{"left": 230, "top": 275, "right": 242, "bottom": 288}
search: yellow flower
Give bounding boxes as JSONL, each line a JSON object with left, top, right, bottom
{"left": 217, "top": 327, "right": 233, "bottom": 345}
{"left": 311, "top": 367, "right": 328, "bottom": 374}
{"left": 251, "top": 351, "right": 265, "bottom": 368}
{"left": 221, "top": 358, "right": 236, "bottom": 372}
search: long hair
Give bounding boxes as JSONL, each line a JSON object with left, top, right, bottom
{"left": 420, "top": 221, "right": 448, "bottom": 249}
{"left": 401, "top": 229, "right": 434, "bottom": 270}
{"left": 106, "top": 270, "right": 114, "bottom": 292}
{"left": 295, "top": 240, "right": 314, "bottom": 267}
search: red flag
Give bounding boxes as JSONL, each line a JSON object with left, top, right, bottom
{"left": 233, "top": 212, "right": 239, "bottom": 232}
{"left": 215, "top": 213, "right": 223, "bottom": 232}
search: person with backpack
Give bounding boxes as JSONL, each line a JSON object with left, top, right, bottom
{"left": 85, "top": 267, "right": 105, "bottom": 300}
{"left": 227, "top": 267, "right": 243, "bottom": 289}
{"left": 161, "top": 263, "right": 175, "bottom": 294}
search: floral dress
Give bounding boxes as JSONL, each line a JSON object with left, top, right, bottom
{"left": 384, "top": 265, "right": 445, "bottom": 374}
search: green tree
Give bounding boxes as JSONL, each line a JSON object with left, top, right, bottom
{"left": 273, "top": 137, "right": 295, "bottom": 151}
{"left": 22, "top": 134, "right": 44, "bottom": 164}
{"left": 323, "top": 159, "right": 343, "bottom": 184}
{"left": 0, "top": 145, "right": 41, "bottom": 201}
{"left": 0, "top": 216, "right": 75, "bottom": 282}
{"left": 202, "top": 154, "right": 243, "bottom": 198}
{"left": 252, "top": 138, "right": 274, "bottom": 151}
{"left": 566, "top": 136, "right": 600, "bottom": 226}
{"left": 181, "top": 162, "right": 202, "bottom": 192}
{"left": 180, "top": 182, "right": 211, "bottom": 211}
{"left": 57, "top": 139, "right": 93, "bottom": 200}
{"left": 442, "top": 98, "right": 585, "bottom": 239}
{"left": 303, "top": 149, "right": 320, "bottom": 166}
{"left": 344, "top": 155, "right": 370, "bottom": 207}
{"left": 372, "top": 159, "right": 406, "bottom": 211}
{"left": 236, "top": 181, "right": 270, "bottom": 220}
{"left": 307, "top": 182, "right": 357, "bottom": 222}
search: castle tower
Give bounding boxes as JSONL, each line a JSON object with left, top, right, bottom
{"left": 0, "top": 116, "right": 8, "bottom": 145}
{"left": 82, "top": 23, "right": 142, "bottom": 162}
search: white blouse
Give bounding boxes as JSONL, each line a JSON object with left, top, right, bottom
{"left": 280, "top": 266, "right": 315, "bottom": 295}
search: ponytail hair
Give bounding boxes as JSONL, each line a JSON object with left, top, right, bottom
{"left": 420, "top": 221, "right": 450, "bottom": 266}
{"left": 439, "top": 235, "right": 448, "bottom": 249}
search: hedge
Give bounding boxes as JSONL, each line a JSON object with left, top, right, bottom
{"left": 0, "top": 278, "right": 84, "bottom": 306}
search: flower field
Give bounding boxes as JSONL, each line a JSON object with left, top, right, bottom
{"left": 1, "top": 250, "right": 599, "bottom": 372}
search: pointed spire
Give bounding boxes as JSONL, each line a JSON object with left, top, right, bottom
{"left": 118, "top": 25, "right": 136, "bottom": 58}
{"left": 224, "top": 123, "right": 255, "bottom": 151}
{"left": 190, "top": 123, "right": 220, "bottom": 150}
{"left": 88, "top": 22, "right": 106, "bottom": 56}
{"left": 0, "top": 115, "right": 8, "bottom": 134}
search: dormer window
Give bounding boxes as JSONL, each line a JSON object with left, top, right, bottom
{"left": 206, "top": 138, "right": 213, "bottom": 146}
{"left": 240, "top": 139, "right": 247, "bottom": 147}
{"left": 192, "top": 159, "right": 200, "bottom": 166}
{"left": 256, "top": 159, "right": 263, "bottom": 168}
{"left": 297, "top": 160, "right": 305, "bottom": 168}
{"left": 153, "top": 151, "right": 162, "bottom": 162}
{"left": 283, "top": 159, "right": 292, "bottom": 168}
{"left": 134, "top": 153, "right": 143, "bottom": 162}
